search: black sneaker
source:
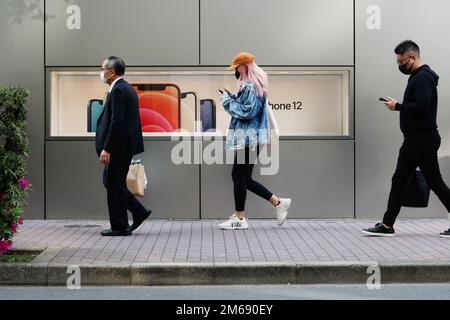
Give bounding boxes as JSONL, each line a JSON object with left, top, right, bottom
{"left": 440, "top": 228, "right": 450, "bottom": 238}
{"left": 362, "top": 222, "right": 395, "bottom": 237}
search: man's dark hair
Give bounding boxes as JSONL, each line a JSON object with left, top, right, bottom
{"left": 394, "top": 40, "right": 420, "bottom": 56}
{"left": 106, "top": 56, "right": 126, "bottom": 75}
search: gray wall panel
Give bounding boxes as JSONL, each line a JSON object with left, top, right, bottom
{"left": 46, "top": 141, "right": 199, "bottom": 219}
{"left": 201, "top": 0, "right": 354, "bottom": 66}
{"left": 201, "top": 140, "right": 354, "bottom": 219}
{"left": 355, "top": 0, "right": 450, "bottom": 218}
{"left": 12, "top": 0, "right": 450, "bottom": 221}
{"left": 0, "top": 1, "right": 45, "bottom": 219}
{"left": 46, "top": 0, "right": 199, "bottom": 66}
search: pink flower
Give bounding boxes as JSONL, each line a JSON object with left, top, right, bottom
{"left": 0, "top": 240, "right": 12, "bottom": 255}
{"left": 18, "top": 216, "right": 24, "bottom": 225}
{"left": 19, "top": 177, "right": 29, "bottom": 190}
{"left": 9, "top": 223, "right": 18, "bottom": 233}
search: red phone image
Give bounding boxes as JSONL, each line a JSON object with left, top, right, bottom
{"left": 132, "top": 83, "right": 181, "bottom": 133}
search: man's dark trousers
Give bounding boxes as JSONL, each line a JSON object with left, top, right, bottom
{"left": 383, "top": 130, "right": 450, "bottom": 226}
{"left": 102, "top": 154, "right": 147, "bottom": 231}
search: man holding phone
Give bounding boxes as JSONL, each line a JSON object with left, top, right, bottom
{"left": 363, "top": 40, "right": 450, "bottom": 238}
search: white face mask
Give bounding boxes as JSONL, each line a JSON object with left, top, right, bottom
{"left": 100, "top": 70, "right": 107, "bottom": 84}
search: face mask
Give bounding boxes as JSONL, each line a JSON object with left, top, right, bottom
{"left": 235, "top": 70, "right": 241, "bottom": 80}
{"left": 399, "top": 58, "right": 413, "bottom": 75}
{"left": 100, "top": 70, "right": 107, "bottom": 83}
{"left": 100, "top": 69, "right": 112, "bottom": 84}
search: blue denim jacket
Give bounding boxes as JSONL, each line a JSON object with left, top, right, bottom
{"left": 220, "top": 82, "right": 269, "bottom": 150}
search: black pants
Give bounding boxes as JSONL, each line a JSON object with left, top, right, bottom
{"left": 232, "top": 146, "right": 273, "bottom": 212}
{"left": 383, "top": 131, "right": 450, "bottom": 226}
{"left": 103, "top": 156, "right": 147, "bottom": 231}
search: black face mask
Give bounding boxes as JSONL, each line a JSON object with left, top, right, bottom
{"left": 399, "top": 58, "right": 413, "bottom": 75}
{"left": 235, "top": 70, "right": 241, "bottom": 80}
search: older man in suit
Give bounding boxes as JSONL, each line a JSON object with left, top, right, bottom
{"left": 96, "top": 56, "right": 151, "bottom": 236}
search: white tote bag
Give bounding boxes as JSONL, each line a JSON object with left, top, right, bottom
{"left": 266, "top": 100, "right": 280, "bottom": 144}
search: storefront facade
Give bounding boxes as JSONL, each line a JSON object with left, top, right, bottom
{"left": 1, "top": 0, "right": 450, "bottom": 220}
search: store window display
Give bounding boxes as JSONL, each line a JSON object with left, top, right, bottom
{"left": 48, "top": 68, "right": 352, "bottom": 138}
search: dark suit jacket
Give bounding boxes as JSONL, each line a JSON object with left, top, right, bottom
{"left": 95, "top": 78, "right": 144, "bottom": 158}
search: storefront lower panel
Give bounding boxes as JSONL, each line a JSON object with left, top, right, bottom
{"left": 45, "top": 141, "right": 200, "bottom": 219}
{"left": 201, "top": 140, "right": 355, "bottom": 219}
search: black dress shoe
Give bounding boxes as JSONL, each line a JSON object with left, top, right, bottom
{"left": 101, "top": 227, "right": 132, "bottom": 236}
{"left": 131, "top": 209, "right": 152, "bottom": 231}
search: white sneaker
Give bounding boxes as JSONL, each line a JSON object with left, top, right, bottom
{"left": 219, "top": 215, "right": 248, "bottom": 230}
{"left": 274, "top": 198, "right": 291, "bottom": 226}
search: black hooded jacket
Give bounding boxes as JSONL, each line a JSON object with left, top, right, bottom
{"left": 395, "top": 64, "right": 440, "bottom": 136}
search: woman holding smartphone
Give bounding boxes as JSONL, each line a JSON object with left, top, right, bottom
{"left": 218, "top": 52, "right": 292, "bottom": 230}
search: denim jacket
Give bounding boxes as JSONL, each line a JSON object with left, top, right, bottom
{"left": 220, "top": 82, "right": 269, "bottom": 150}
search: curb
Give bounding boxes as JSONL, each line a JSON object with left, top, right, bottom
{"left": 131, "top": 262, "right": 298, "bottom": 286}
{"left": 2, "top": 260, "right": 450, "bottom": 286}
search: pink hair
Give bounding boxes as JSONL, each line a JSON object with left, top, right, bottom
{"left": 238, "top": 62, "right": 268, "bottom": 97}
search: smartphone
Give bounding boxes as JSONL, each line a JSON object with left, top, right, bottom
{"left": 200, "top": 99, "right": 216, "bottom": 132}
{"left": 181, "top": 91, "right": 198, "bottom": 132}
{"left": 132, "top": 83, "right": 181, "bottom": 133}
{"left": 87, "top": 99, "right": 104, "bottom": 132}
{"left": 379, "top": 97, "right": 388, "bottom": 102}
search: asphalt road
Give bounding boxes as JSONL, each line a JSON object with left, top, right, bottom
{"left": 0, "top": 283, "right": 449, "bottom": 300}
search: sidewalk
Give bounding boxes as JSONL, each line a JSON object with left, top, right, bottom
{"left": 1, "top": 219, "right": 450, "bottom": 286}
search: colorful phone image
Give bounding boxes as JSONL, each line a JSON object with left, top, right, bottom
{"left": 200, "top": 99, "right": 216, "bottom": 132}
{"left": 181, "top": 91, "right": 198, "bottom": 132}
{"left": 132, "top": 83, "right": 181, "bottom": 133}
{"left": 87, "top": 99, "right": 104, "bottom": 132}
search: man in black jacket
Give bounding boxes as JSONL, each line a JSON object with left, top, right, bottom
{"left": 363, "top": 40, "right": 450, "bottom": 238}
{"left": 96, "top": 56, "right": 151, "bottom": 236}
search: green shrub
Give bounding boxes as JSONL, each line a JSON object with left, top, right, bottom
{"left": 0, "top": 86, "right": 31, "bottom": 254}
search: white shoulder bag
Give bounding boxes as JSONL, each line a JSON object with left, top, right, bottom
{"left": 266, "top": 99, "right": 279, "bottom": 144}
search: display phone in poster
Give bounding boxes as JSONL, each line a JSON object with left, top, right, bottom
{"left": 87, "top": 99, "right": 104, "bottom": 132}
{"left": 132, "top": 83, "right": 181, "bottom": 133}
{"left": 200, "top": 99, "right": 216, "bottom": 132}
{"left": 181, "top": 91, "right": 198, "bottom": 132}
